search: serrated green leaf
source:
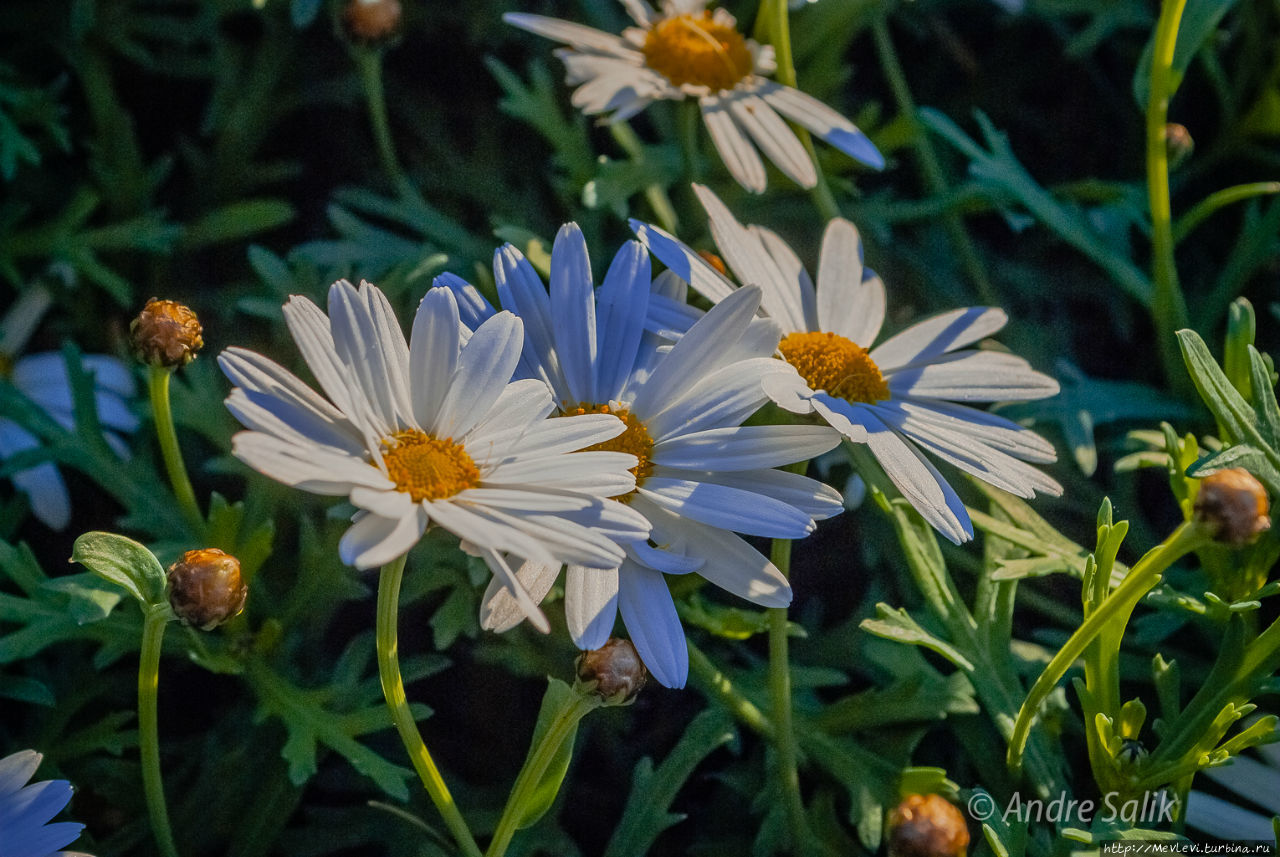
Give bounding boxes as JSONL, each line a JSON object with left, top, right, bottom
{"left": 71, "top": 531, "right": 166, "bottom": 605}
{"left": 861, "top": 605, "right": 976, "bottom": 671}
{"left": 603, "top": 709, "right": 736, "bottom": 857}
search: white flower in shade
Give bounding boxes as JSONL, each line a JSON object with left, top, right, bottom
{"left": 0, "top": 749, "right": 87, "bottom": 857}
{"left": 436, "top": 224, "right": 844, "bottom": 688}
{"left": 633, "top": 184, "right": 1061, "bottom": 544}
{"left": 1186, "top": 732, "right": 1280, "bottom": 842}
{"left": 0, "top": 287, "right": 138, "bottom": 531}
{"left": 219, "top": 279, "right": 651, "bottom": 630}
{"left": 504, "top": 0, "right": 883, "bottom": 193}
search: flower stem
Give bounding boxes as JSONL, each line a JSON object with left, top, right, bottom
{"left": 1146, "top": 0, "right": 1192, "bottom": 393}
{"left": 687, "top": 641, "right": 775, "bottom": 738}
{"left": 870, "top": 14, "right": 997, "bottom": 305}
{"left": 486, "top": 692, "right": 600, "bottom": 857}
{"left": 139, "top": 603, "right": 179, "bottom": 857}
{"left": 353, "top": 48, "right": 408, "bottom": 193}
{"left": 610, "top": 121, "right": 680, "bottom": 234}
{"left": 767, "top": 531, "right": 810, "bottom": 849}
{"left": 766, "top": 0, "right": 840, "bottom": 222}
{"left": 147, "top": 366, "right": 204, "bottom": 536}
{"left": 1007, "top": 521, "right": 1209, "bottom": 771}
{"left": 375, "top": 557, "right": 483, "bottom": 857}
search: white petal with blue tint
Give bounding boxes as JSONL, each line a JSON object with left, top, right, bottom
{"left": 566, "top": 564, "right": 620, "bottom": 650}
{"left": 618, "top": 561, "right": 688, "bottom": 688}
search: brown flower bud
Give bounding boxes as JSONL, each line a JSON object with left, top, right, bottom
{"left": 887, "top": 794, "right": 970, "bottom": 857}
{"left": 1163, "top": 123, "right": 1194, "bottom": 170}
{"left": 131, "top": 298, "right": 203, "bottom": 368}
{"left": 574, "top": 638, "right": 647, "bottom": 705}
{"left": 1193, "top": 468, "right": 1271, "bottom": 546}
{"left": 167, "top": 548, "right": 246, "bottom": 630}
{"left": 343, "top": 0, "right": 402, "bottom": 44}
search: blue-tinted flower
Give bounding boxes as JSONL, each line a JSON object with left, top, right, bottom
{"left": 504, "top": 0, "right": 882, "bottom": 193}
{"left": 0, "top": 287, "right": 138, "bottom": 530}
{"left": 0, "top": 749, "right": 87, "bottom": 857}
{"left": 438, "top": 225, "right": 843, "bottom": 687}
{"left": 634, "top": 184, "right": 1061, "bottom": 543}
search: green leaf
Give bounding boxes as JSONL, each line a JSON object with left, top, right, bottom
{"left": 861, "top": 605, "right": 976, "bottom": 671}
{"left": 515, "top": 678, "right": 587, "bottom": 830}
{"left": 181, "top": 198, "right": 295, "bottom": 249}
{"left": 603, "top": 709, "right": 736, "bottom": 857}
{"left": 0, "top": 674, "right": 55, "bottom": 706}
{"left": 71, "top": 531, "right": 166, "bottom": 605}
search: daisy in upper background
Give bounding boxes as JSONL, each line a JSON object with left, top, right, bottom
{"left": 219, "top": 279, "right": 650, "bottom": 630}
{"left": 633, "top": 184, "right": 1061, "bottom": 544}
{"left": 0, "top": 748, "right": 89, "bottom": 857}
{"left": 436, "top": 225, "right": 843, "bottom": 687}
{"left": 504, "top": 0, "right": 883, "bottom": 193}
{"left": 0, "top": 281, "right": 138, "bottom": 531}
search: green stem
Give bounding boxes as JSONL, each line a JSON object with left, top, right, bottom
{"left": 486, "top": 693, "right": 600, "bottom": 857}
{"left": 1172, "top": 181, "right": 1280, "bottom": 244}
{"left": 766, "top": 532, "right": 810, "bottom": 848}
{"left": 766, "top": 0, "right": 840, "bottom": 221}
{"left": 376, "top": 557, "right": 483, "bottom": 857}
{"left": 148, "top": 366, "right": 204, "bottom": 536}
{"left": 139, "top": 604, "right": 179, "bottom": 857}
{"left": 1147, "top": 0, "right": 1192, "bottom": 393}
{"left": 609, "top": 122, "right": 680, "bottom": 234}
{"left": 354, "top": 48, "right": 407, "bottom": 192}
{"left": 686, "top": 641, "right": 775, "bottom": 737}
{"left": 678, "top": 98, "right": 703, "bottom": 185}
{"left": 870, "top": 14, "right": 998, "bottom": 305}
{"left": 1007, "top": 522, "right": 1209, "bottom": 771}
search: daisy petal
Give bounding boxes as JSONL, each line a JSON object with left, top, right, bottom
{"left": 504, "top": 12, "right": 637, "bottom": 58}
{"left": 638, "top": 475, "right": 816, "bottom": 538}
{"left": 230, "top": 432, "right": 391, "bottom": 495}
{"left": 495, "top": 245, "right": 565, "bottom": 396}
{"left": 814, "top": 219, "right": 872, "bottom": 345}
{"left": 726, "top": 91, "right": 816, "bottom": 188}
{"left": 652, "top": 425, "right": 839, "bottom": 471}
{"left": 755, "top": 81, "right": 884, "bottom": 170}
{"left": 646, "top": 358, "right": 788, "bottom": 439}
{"left": 871, "top": 307, "right": 1008, "bottom": 369}
{"left": 549, "top": 224, "right": 599, "bottom": 403}
{"left": 668, "top": 519, "right": 791, "bottom": 607}
{"left": 754, "top": 225, "right": 818, "bottom": 332}
{"left": 617, "top": 561, "right": 688, "bottom": 688}
{"left": 887, "top": 350, "right": 1060, "bottom": 402}
{"left": 694, "top": 468, "right": 845, "bottom": 521}
{"left": 701, "top": 94, "right": 767, "bottom": 194}
{"left": 594, "top": 240, "right": 651, "bottom": 401}
{"left": 431, "top": 272, "right": 495, "bottom": 331}
{"left": 565, "top": 564, "right": 620, "bottom": 650}
{"left": 630, "top": 219, "right": 737, "bottom": 306}
{"left": 481, "top": 549, "right": 551, "bottom": 634}
{"left": 432, "top": 311, "right": 524, "bottom": 438}
{"left": 410, "top": 289, "right": 462, "bottom": 429}
{"left": 338, "top": 505, "right": 428, "bottom": 570}
{"left": 480, "top": 560, "right": 561, "bottom": 633}
{"left": 895, "top": 400, "right": 1057, "bottom": 464}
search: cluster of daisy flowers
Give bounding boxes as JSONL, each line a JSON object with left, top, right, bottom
{"left": 221, "top": 201, "right": 1058, "bottom": 688}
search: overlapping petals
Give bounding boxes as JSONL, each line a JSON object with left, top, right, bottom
{"left": 634, "top": 184, "right": 1061, "bottom": 543}
{"left": 220, "top": 279, "right": 650, "bottom": 631}
{"left": 504, "top": 1, "right": 882, "bottom": 193}
{"left": 0, "top": 749, "right": 86, "bottom": 857}
{"left": 441, "top": 224, "right": 842, "bottom": 687}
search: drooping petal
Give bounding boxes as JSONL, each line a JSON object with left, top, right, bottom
{"left": 700, "top": 94, "right": 767, "bottom": 194}
{"left": 338, "top": 505, "right": 429, "bottom": 570}
{"left": 565, "top": 564, "right": 620, "bottom": 650}
{"left": 755, "top": 80, "right": 884, "bottom": 170}
{"left": 480, "top": 548, "right": 551, "bottom": 634}
{"left": 725, "top": 91, "right": 816, "bottom": 189}
{"left": 617, "top": 561, "right": 688, "bottom": 688}
{"left": 480, "top": 560, "right": 561, "bottom": 633}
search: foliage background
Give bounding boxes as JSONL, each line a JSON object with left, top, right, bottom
{"left": 1, "top": 0, "right": 1278, "bottom": 854}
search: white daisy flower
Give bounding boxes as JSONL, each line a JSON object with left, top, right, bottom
{"left": 633, "top": 184, "right": 1061, "bottom": 544}
{"left": 504, "top": 0, "right": 883, "bottom": 193}
{"left": 0, "top": 287, "right": 138, "bottom": 531}
{"left": 0, "top": 749, "right": 87, "bottom": 857}
{"left": 219, "top": 279, "right": 651, "bottom": 631}
{"left": 436, "top": 224, "right": 844, "bottom": 688}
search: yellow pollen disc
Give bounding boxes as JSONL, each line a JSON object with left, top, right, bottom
{"left": 563, "top": 402, "right": 654, "bottom": 497}
{"left": 642, "top": 12, "right": 753, "bottom": 92}
{"left": 778, "top": 331, "right": 890, "bottom": 405}
{"left": 380, "top": 430, "right": 479, "bottom": 502}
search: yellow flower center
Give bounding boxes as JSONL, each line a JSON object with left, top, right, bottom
{"left": 778, "top": 331, "right": 890, "bottom": 404}
{"left": 380, "top": 430, "right": 480, "bottom": 501}
{"left": 563, "top": 402, "right": 654, "bottom": 498}
{"left": 642, "top": 12, "right": 753, "bottom": 92}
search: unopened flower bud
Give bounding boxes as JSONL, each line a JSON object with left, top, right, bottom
{"left": 1193, "top": 468, "right": 1271, "bottom": 546}
{"left": 1164, "top": 123, "right": 1194, "bottom": 170}
{"left": 131, "top": 298, "right": 203, "bottom": 368}
{"left": 574, "top": 638, "right": 647, "bottom": 705}
{"left": 343, "top": 0, "right": 402, "bottom": 44}
{"left": 167, "top": 548, "right": 246, "bottom": 630}
{"left": 1117, "top": 739, "right": 1148, "bottom": 766}
{"left": 887, "top": 794, "right": 970, "bottom": 857}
